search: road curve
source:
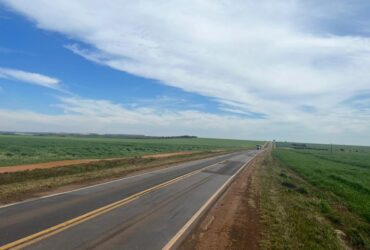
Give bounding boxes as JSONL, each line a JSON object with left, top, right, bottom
{"left": 0, "top": 150, "right": 260, "bottom": 250}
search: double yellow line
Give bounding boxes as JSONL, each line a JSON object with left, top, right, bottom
{"left": 0, "top": 163, "right": 220, "bottom": 250}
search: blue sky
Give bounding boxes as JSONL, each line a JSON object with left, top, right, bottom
{"left": 0, "top": 1, "right": 370, "bottom": 145}
{"left": 0, "top": 8, "right": 223, "bottom": 114}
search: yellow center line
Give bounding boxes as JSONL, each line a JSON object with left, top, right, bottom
{"left": 0, "top": 161, "right": 224, "bottom": 250}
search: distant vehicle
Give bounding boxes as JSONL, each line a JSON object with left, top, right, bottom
{"left": 256, "top": 145, "right": 262, "bottom": 150}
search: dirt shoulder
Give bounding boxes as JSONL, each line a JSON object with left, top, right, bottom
{"left": 181, "top": 150, "right": 266, "bottom": 250}
{"left": 0, "top": 151, "right": 196, "bottom": 174}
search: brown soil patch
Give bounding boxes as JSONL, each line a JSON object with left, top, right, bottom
{"left": 0, "top": 151, "right": 196, "bottom": 174}
{"left": 181, "top": 151, "right": 265, "bottom": 250}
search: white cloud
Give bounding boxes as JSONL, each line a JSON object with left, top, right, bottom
{"left": 0, "top": 67, "right": 60, "bottom": 89}
{"left": 1, "top": 0, "right": 370, "bottom": 143}
{"left": 1, "top": 96, "right": 369, "bottom": 145}
{"left": 0, "top": 96, "right": 266, "bottom": 139}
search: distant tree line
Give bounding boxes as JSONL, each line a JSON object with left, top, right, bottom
{"left": 0, "top": 131, "right": 197, "bottom": 139}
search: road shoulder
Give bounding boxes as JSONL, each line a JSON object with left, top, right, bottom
{"left": 180, "top": 150, "right": 265, "bottom": 249}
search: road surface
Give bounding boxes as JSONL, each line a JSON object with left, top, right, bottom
{"left": 0, "top": 150, "right": 260, "bottom": 250}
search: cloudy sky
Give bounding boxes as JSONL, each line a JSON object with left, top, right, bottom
{"left": 0, "top": 0, "right": 370, "bottom": 145}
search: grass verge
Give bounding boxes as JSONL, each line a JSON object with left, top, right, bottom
{"left": 0, "top": 150, "right": 228, "bottom": 205}
{"left": 257, "top": 151, "right": 369, "bottom": 249}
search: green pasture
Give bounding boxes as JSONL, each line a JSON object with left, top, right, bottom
{"left": 273, "top": 143, "right": 370, "bottom": 248}
{"left": 0, "top": 134, "right": 261, "bottom": 167}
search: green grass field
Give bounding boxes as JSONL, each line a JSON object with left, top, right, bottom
{"left": 273, "top": 142, "right": 370, "bottom": 248}
{"left": 0, "top": 134, "right": 261, "bottom": 167}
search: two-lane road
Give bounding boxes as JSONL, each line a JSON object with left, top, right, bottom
{"left": 0, "top": 150, "right": 260, "bottom": 250}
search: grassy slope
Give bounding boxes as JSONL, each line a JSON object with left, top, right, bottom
{"left": 271, "top": 148, "right": 370, "bottom": 249}
{"left": 0, "top": 135, "right": 261, "bottom": 167}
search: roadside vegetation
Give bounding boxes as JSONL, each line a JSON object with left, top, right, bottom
{"left": 0, "top": 134, "right": 260, "bottom": 167}
{"left": 0, "top": 151, "right": 227, "bottom": 204}
{"left": 257, "top": 143, "right": 370, "bottom": 249}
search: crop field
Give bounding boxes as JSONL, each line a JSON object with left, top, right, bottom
{"left": 273, "top": 142, "right": 370, "bottom": 248}
{"left": 0, "top": 134, "right": 261, "bottom": 167}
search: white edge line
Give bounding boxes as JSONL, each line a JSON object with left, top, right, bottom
{"left": 0, "top": 152, "right": 239, "bottom": 209}
{"left": 162, "top": 151, "right": 261, "bottom": 250}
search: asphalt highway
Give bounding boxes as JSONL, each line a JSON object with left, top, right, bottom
{"left": 0, "top": 150, "right": 260, "bottom": 250}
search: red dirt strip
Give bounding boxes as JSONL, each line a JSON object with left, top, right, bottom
{"left": 0, "top": 151, "right": 196, "bottom": 174}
